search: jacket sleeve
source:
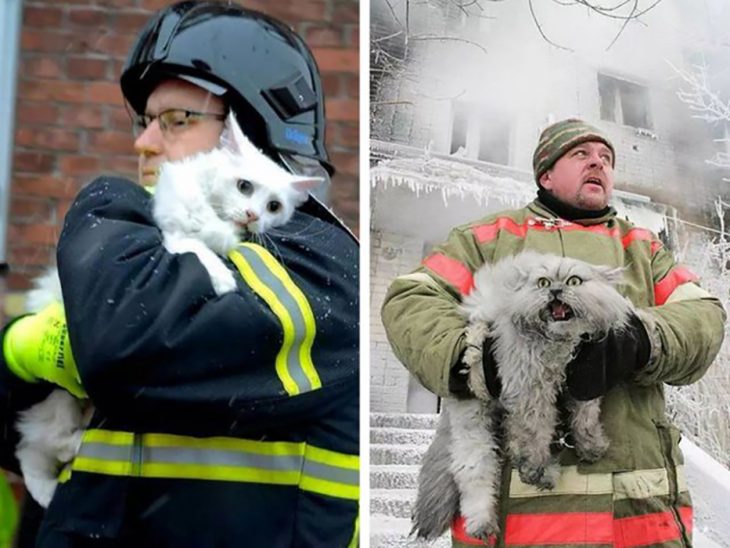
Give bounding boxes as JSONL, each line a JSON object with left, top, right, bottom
{"left": 56, "top": 177, "right": 358, "bottom": 431}
{"left": 634, "top": 244, "right": 726, "bottom": 386}
{"left": 381, "top": 225, "right": 485, "bottom": 397}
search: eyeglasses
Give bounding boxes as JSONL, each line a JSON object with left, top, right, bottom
{"left": 132, "top": 109, "right": 226, "bottom": 138}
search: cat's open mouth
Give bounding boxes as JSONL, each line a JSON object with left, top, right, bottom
{"left": 548, "top": 300, "right": 573, "bottom": 321}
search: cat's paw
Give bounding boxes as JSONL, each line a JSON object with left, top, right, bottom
{"left": 464, "top": 515, "right": 499, "bottom": 543}
{"left": 575, "top": 436, "right": 610, "bottom": 463}
{"left": 517, "top": 459, "right": 558, "bottom": 490}
{"left": 210, "top": 270, "right": 237, "bottom": 295}
{"left": 24, "top": 476, "right": 57, "bottom": 508}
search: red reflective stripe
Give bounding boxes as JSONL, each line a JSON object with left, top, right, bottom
{"left": 471, "top": 217, "right": 654, "bottom": 253}
{"left": 504, "top": 512, "right": 614, "bottom": 545}
{"left": 621, "top": 228, "right": 653, "bottom": 249}
{"left": 472, "top": 217, "right": 528, "bottom": 243}
{"left": 423, "top": 253, "right": 475, "bottom": 295}
{"left": 614, "top": 507, "right": 692, "bottom": 548}
{"left": 451, "top": 516, "right": 497, "bottom": 546}
{"left": 650, "top": 240, "right": 663, "bottom": 255}
{"left": 654, "top": 266, "right": 699, "bottom": 305}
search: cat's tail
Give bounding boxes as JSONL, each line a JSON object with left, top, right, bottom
{"left": 410, "top": 413, "right": 460, "bottom": 540}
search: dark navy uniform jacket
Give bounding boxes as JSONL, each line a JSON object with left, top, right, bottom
{"left": 1, "top": 177, "right": 359, "bottom": 547}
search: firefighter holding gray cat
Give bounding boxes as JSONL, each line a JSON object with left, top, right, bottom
{"left": 0, "top": 3, "right": 358, "bottom": 547}
{"left": 382, "top": 118, "right": 725, "bottom": 547}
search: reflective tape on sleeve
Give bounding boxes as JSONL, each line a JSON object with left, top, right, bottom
{"left": 228, "top": 243, "right": 321, "bottom": 396}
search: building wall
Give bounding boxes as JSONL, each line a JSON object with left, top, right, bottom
{"left": 370, "top": 229, "right": 425, "bottom": 413}
{"left": 3, "top": 0, "right": 358, "bottom": 321}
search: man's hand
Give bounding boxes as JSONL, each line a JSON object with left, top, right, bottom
{"left": 3, "top": 301, "right": 86, "bottom": 398}
{"left": 566, "top": 313, "right": 651, "bottom": 401}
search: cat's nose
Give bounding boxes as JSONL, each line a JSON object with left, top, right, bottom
{"left": 550, "top": 289, "right": 562, "bottom": 298}
{"left": 246, "top": 210, "right": 259, "bottom": 222}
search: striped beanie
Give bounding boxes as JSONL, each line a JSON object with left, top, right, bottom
{"left": 533, "top": 118, "right": 615, "bottom": 184}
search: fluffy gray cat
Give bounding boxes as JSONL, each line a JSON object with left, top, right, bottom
{"left": 411, "top": 251, "right": 636, "bottom": 541}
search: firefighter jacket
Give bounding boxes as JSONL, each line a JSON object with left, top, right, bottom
{"left": 6, "top": 177, "right": 359, "bottom": 547}
{"left": 382, "top": 198, "right": 725, "bottom": 548}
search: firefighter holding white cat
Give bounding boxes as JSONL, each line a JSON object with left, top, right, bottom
{"left": 0, "top": 2, "right": 358, "bottom": 547}
{"left": 382, "top": 118, "right": 725, "bottom": 547}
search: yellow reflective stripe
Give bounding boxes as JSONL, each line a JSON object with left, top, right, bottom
{"left": 348, "top": 513, "right": 360, "bottom": 548}
{"left": 300, "top": 476, "right": 359, "bottom": 501}
{"left": 57, "top": 464, "right": 72, "bottom": 484}
{"left": 82, "top": 429, "right": 134, "bottom": 445}
{"left": 509, "top": 465, "right": 613, "bottom": 498}
{"left": 142, "top": 432, "right": 304, "bottom": 457}
{"left": 305, "top": 444, "right": 359, "bottom": 471}
{"left": 69, "top": 429, "right": 358, "bottom": 501}
{"left": 228, "top": 245, "right": 321, "bottom": 396}
{"left": 244, "top": 244, "right": 320, "bottom": 392}
{"left": 665, "top": 282, "right": 712, "bottom": 304}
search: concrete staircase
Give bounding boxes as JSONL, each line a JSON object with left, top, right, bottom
{"left": 369, "top": 412, "right": 728, "bottom": 548}
{"left": 370, "top": 412, "right": 449, "bottom": 547}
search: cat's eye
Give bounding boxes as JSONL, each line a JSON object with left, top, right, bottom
{"left": 267, "top": 201, "right": 282, "bottom": 213}
{"left": 237, "top": 179, "right": 253, "bottom": 195}
{"left": 566, "top": 276, "right": 583, "bottom": 286}
{"left": 537, "top": 277, "right": 551, "bottom": 288}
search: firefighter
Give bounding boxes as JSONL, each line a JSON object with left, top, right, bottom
{"left": 1, "top": 3, "right": 359, "bottom": 546}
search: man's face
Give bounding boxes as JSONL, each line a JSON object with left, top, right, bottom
{"left": 134, "top": 79, "right": 226, "bottom": 185}
{"left": 539, "top": 141, "right": 615, "bottom": 210}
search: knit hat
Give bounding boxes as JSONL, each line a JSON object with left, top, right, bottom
{"left": 533, "top": 118, "right": 615, "bottom": 185}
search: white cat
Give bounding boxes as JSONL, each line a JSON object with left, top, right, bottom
{"left": 16, "top": 113, "right": 320, "bottom": 507}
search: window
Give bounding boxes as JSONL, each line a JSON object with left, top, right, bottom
{"left": 598, "top": 74, "right": 652, "bottom": 130}
{"left": 0, "top": 0, "right": 23, "bottom": 269}
{"left": 450, "top": 101, "right": 510, "bottom": 165}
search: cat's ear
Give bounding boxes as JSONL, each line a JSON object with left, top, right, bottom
{"left": 290, "top": 176, "right": 324, "bottom": 203}
{"left": 220, "top": 112, "right": 260, "bottom": 158}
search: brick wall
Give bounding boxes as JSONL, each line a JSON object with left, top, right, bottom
{"left": 5, "top": 0, "right": 358, "bottom": 309}
{"left": 370, "top": 228, "right": 424, "bottom": 413}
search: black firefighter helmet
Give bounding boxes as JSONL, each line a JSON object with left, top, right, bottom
{"left": 120, "top": 1, "right": 334, "bottom": 177}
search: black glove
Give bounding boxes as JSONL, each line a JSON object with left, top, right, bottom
{"left": 566, "top": 313, "right": 651, "bottom": 401}
{"left": 449, "top": 337, "right": 502, "bottom": 399}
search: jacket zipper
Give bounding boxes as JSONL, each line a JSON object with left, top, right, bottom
{"left": 656, "top": 423, "right": 690, "bottom": 547}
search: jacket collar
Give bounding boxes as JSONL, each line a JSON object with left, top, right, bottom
{"left": 527, "top": 199, "right": 617, "bottom": 227}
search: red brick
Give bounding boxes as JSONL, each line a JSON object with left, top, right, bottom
{"left": 109, "top": 107, "right": 135, "bottom": 133}
{"left": 87, "top": 81, "right": 124, "bottom": 104}
{"left": 69, "top": 8, "right": 108, "bottom": 27}
{"left": 67, "top": 57, "right": 110, "bottom": 80}
{"left": 346, "top": 75, "right": 358, "bottom": 98}
{"left": 114, "top": 11, "right": 154, "bottom": 33}
{"left": 16, "top": 102, "right": 60, "bottom": 125}
{"left": 23, "top": 6, "right": 64, "bottom": 27}
{"left": 313, "top": 48, "right": 358, "bottom": 73}
{"left": 24, "top": 57, "right": 63, "bottom": 79}
{"left": 6, "top": 272, "right": 36, "bottom": 292}
{"left": 13, "top": 151, "right": 56, "bottom": 173}
{"left": 335, "top": 122, "right": 359, "bottom": 148}
{"left": 333, "top": 2, "right": 358, "bottom": 24}
{"left": 88, "top": 131, "right": 135, "bottom": 154}
{"left": 329, "top": 151, "right": 358, "bottom": 175}
{"left": 59, "top": 156, "right": 102, "bottom": 176}
{"left": 15, "top": 127, "right": 81, "bottom": 152}
{"left": 102, "top": 156, "right": 138, "bottom": 178}
{"left": 7, "top": 246, "right": 54, "bottom": 268}
{"left": 306, "top": 26, "right": 344, "bottom": 48}
{"left": 96, "top": 0, "right": 139, "bottom": 7}
{"left": 7, "top": 224, "right": 61, "bottom": 247}
{"left": 18, "top": 80, "right": 87, "bottom": 103}
{"left": 9, "top": 198, "right": 55, "bottom": 224}
{"left": 60, "top": 105, "right": 105, "bottom": 129}
{"left": 347, "top": 25, "right": 358, "bottom": 49}
{"left": 325, "top": 98, "right": 358, "bottom": 122}
{"left": 21, "top": 30, "right": 89, "bottom": 54}
{"left": 322, "top": 73, "right": 342, "bottom": 98}
{"left": 261, "top": 1, "right": 327, "bottom": 23}
{"left": 56, "top": 200, "right": 73, "bottom": 223}
{"left": 13, "top": 175, "right": 79, "bottom": 199}
{"left": 92, "top": 34, "right": 138, "bottom": 58}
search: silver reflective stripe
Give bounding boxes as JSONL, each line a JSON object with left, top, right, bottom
{"left": 141, "top": 446, "right": 303, "bottom": 472}
{"left": 78, "top": 442, "right": 132, "bottom": 461}
{"left": 237, "top": 245, "right": 314, "bottom": 393}
{"left": 303, "top": 460, "right": 359, "bottom": 486}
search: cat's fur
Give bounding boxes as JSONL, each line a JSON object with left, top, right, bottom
{"left": 411, "top": 251, "right": 635, "bottom": 541}
{"left": 15, "top": 113, "right": 320, "bottom": 507}
{"left": 154, "top": 112, "right": 321, "bottom": 295}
